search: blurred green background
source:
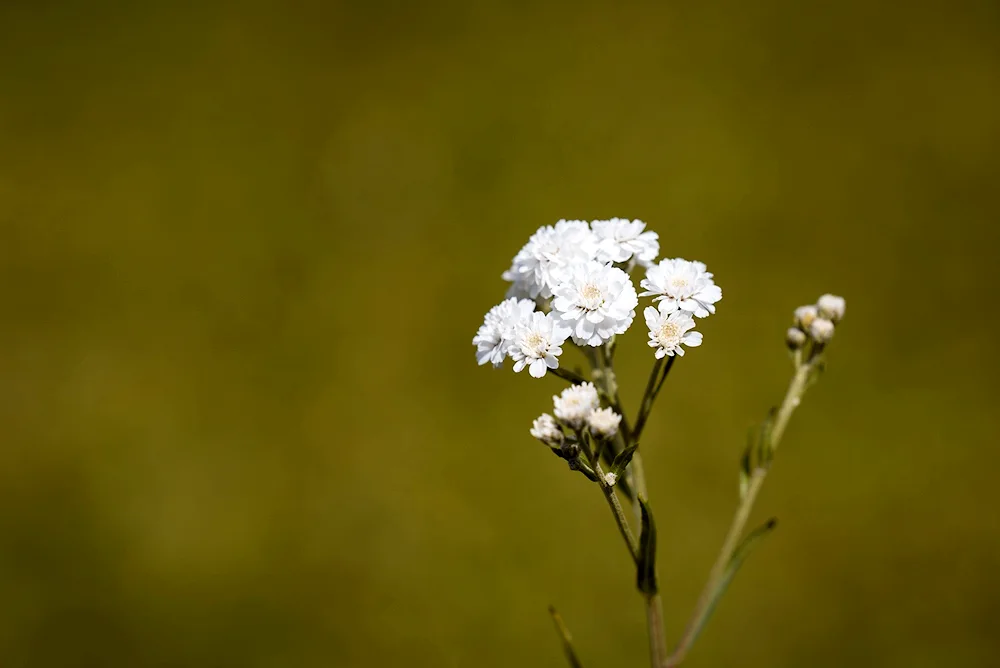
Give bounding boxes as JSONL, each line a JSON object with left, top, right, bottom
{"left": 2, "top": 0, "right": 999, "bottom": 666}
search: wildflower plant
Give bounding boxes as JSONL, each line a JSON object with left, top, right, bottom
{"left": 473, "top": 218, "right": 846, "bottom": 667}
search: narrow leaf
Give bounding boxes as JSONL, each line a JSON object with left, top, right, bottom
{"left": 549, "top": 605, "right": 584, "bottom": 668}
{"left": 610, "top": 441, "right": 640, "bottom": 479}
{"left": 688, "top": 518, "right": 778, "bottom": 647}
{"left": 636, "top": 499, "right": 658, "bottom": 595}
{"left": 757, "top": 407, "right": 777, "bottom": 467}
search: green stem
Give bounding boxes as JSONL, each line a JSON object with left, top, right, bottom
{"left": 632, "top": 355, "right": 676, "bottom": 445}
{"left": 666, "top": 360, "right": 814, "bottom": 667}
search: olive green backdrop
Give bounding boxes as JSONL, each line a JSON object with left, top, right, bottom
{"left": 1, "top": 1, "right": 999, "bottom": 666}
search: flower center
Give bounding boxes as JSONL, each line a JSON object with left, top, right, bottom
{"left": 580, "top": 283, "right": 604, "bottom": 310}
{"left": 658, "top": 322, "right": 680, "bottom": 345}
{"left": 524, "top": 332, "right": 546, "bottom": 354}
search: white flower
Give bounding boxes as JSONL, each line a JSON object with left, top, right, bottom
{"left": 644, "top": 306, "right": 703, "bottom": 358}
{"left": 472, "top": 298, "right": 536, "bottom": 367}
{"left": 639, "top": 258, "right": 722, "bottom": 318}
{"left": 817, "top": 294, "right": 846, "bottom": 323}
{"left": 509, "top": 311, "right": 572, "bottom": 378}
{"left": 592, "top": 218, "right": 660, "bottom": 266}
{"left": 530, "top": 413, "right": 564, "bottom": 447}
{"left": 808, "top": 317, "right": 835, "bottom": 344}
{"left": 502, "top": 220, "right": 599, "bottom": 299}
{"left": 603, "top": 471, "right": 618, "bottom": 486}
{"left": 587, "top": 407, "right": 622, "bottom": 439}
{"left": 553, "top": 382, "right": 600, "bottom": 429}
{"left": 551, "top": 261, "right": 638, "bottom": 346}
{"left": 794, "top": 305, "right": 818, "bottom": 330}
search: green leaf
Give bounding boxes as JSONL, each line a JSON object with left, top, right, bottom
{"left": 739, "top": 441, "right": 752, "bottom": 501}
{"left": 636, "top": 499, "right": 658, "bottom": 595}
{"left": 610, "top": 441, "right": 640, "bottom": 479}
{"left": 548, "top": 606, "right": 584, "bottom": 668}
{"left": 757, "top": 407, "right": 776, "bottom": 467}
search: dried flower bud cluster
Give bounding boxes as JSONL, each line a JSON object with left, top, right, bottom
{"left": 787, "top": 294, "right": 846, "bottom": 352}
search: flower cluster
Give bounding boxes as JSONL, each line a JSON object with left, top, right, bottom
{"left": 531, "top": 384, "right": 623, "bottom": 470}
{"left": 786, "top": 294, "right": 846, "bottom": 352}
{"left": 473, "top": 219, "right": 722, "bottom": 377}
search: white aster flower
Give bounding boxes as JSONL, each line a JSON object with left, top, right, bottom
{"left": 644, "top": 306, "right": 703, "bottom": 358}
{"left": 592, "top": 218, "right": 660, "bottom": 266}
{"left": 509, "top": 311, "right": 572, "bottom": 378}
{"left": 551, "top": 261, "right": 638, "bottom": 346}
{"left": 587, "top": 407, "right": 622, "bottom": 439}
{"left": 639, "top": 258, "right": 722, "bottom": 318}
{"left": 502, "top": 220, "right": 599, "bottom": 299}
{"left": 553, "top": 382, "right": 600, "bottom": 429}
{"left": 472, "top": 298, "right": 536, "bottom": 367}
{"left": 816, "top": 294, "right": 846, "bottom": 323}
{"left": 530, "top": 413, "right": 565, "bottom": 447}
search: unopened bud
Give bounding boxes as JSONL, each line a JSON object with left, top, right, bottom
{"left": 809, "top": 317, "right": 835, "bottom": 344}
{"left": 794, "top": 305, "right": 818, "bottom": 330}
{"left": 604, "top": 471, "right": 618, "bottom": 486}
{"left": 785, "top": 327, "right": 807, "bottom": 351}
{"left": 587, "top": 407, "right": 622, "bottom": 440}
{"left": 817, "top": 294, "right": 846, "bottom": 322}
{"left": 530, "top": 414, "right": 564, "bottom": 448}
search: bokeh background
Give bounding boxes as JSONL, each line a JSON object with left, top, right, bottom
{"left": 2, "top": 0, "right": 999, "bottom": 666}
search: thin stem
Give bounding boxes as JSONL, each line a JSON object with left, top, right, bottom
{"left": 580, "top": 430, "right": 638, "bottom": 562}
{"left": 632, "top": 356, "right": 676, "bottom": 444}
{"left": 666, "top": 360, "right": 814, "bottom": 667}
{"left": 551, "top": 366, "right": 587, "bottom": 385}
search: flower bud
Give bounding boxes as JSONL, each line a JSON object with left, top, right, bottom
{"left": 785, "top": 327, "right": 807, "bottom": 351}
{"left": 604, "top": 471, "right": 619, "bottom": 486}
{"left": 530, "top": 414, "right": 564, "bottom": 448}
{"left": 587, "top": 407, "right": 622, "bottom": 440}
{"left": 808, "top": 317, "right": 835, "bottom": 344}
{"left": 794, "top": 305, "right": 818, "bottom": 330}
{"left": 817, "top": 294, "right": 846, "bottom": 323}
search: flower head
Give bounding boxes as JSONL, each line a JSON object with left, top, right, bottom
{"left": 503, "top": 220, "right": 599, "bottom": 299}
{"left": 472, "top": 298, "right": 536, "bottom": 367}
{"left": 551, "top": 261, "right": 638, "bottom": 346}
{"left": 592, "top": 218, "right": 659, "bottom": 266}
{"left": 644, "top": 306, "right": 703, "bottom": 358}
{"left": 785, "top": 327, "right": 807, "bottom": 351}
{"left": 794, "top": 305, "right": 818, "bottom": 330}
{"left": 817, "top": 294, "right": 846, "bottom": 323}
{"left": 530, "top": 413, "right": 565, "bottom": 448}
{"left": 553, "top": 382, "right": 600, "bottom": 428}
{"left": 587, "top": 407, "right": 622, "bottom": 439}
{"left": 509, "top": 311, "right": 571, "bottom": 378}
{"left": 639, "top": 258, "right": 722, "bottom": 318}
{"left": 808, "top": 317, "right": 835, "bottom": 344}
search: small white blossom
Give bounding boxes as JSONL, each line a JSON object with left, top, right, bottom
{"left": 530, "top": 413, "right": 565, "bottom": 447}
{"left": 809, "top": 317, "right": 836, "bottom": 344}
{"left": 817, "top": 294, "right": 846, "bottom": 323}
{"left": 639, "top": 258, "right": 722, "bottom": 318}
{"left": 794, "top": 305, "right": 818, "bottom": 330}
{"left": 592, "top": 218, "right": 660, "bottom": 267}
{"left": 604, "top": 471, "right": 618, "bottom": 486}
{"left": 472, "top": 298, "right": 536, "bottom": 367}
{"left": 509, "top": 311, "right": 572, "bottom": 378}
{"left": 551, "top": 261, "right": 638, "bottom": 346}
{"left": 644, "top": 306, "right": 703, "bottom": 358}
{"left": 553, "top": 382, "right": 600, "bottom": 429}
{"left": 587, "top": 407, "right": 622, "bottom": 439}
{"left": 502, "top": 220, "right": 599, "bottom": 299}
